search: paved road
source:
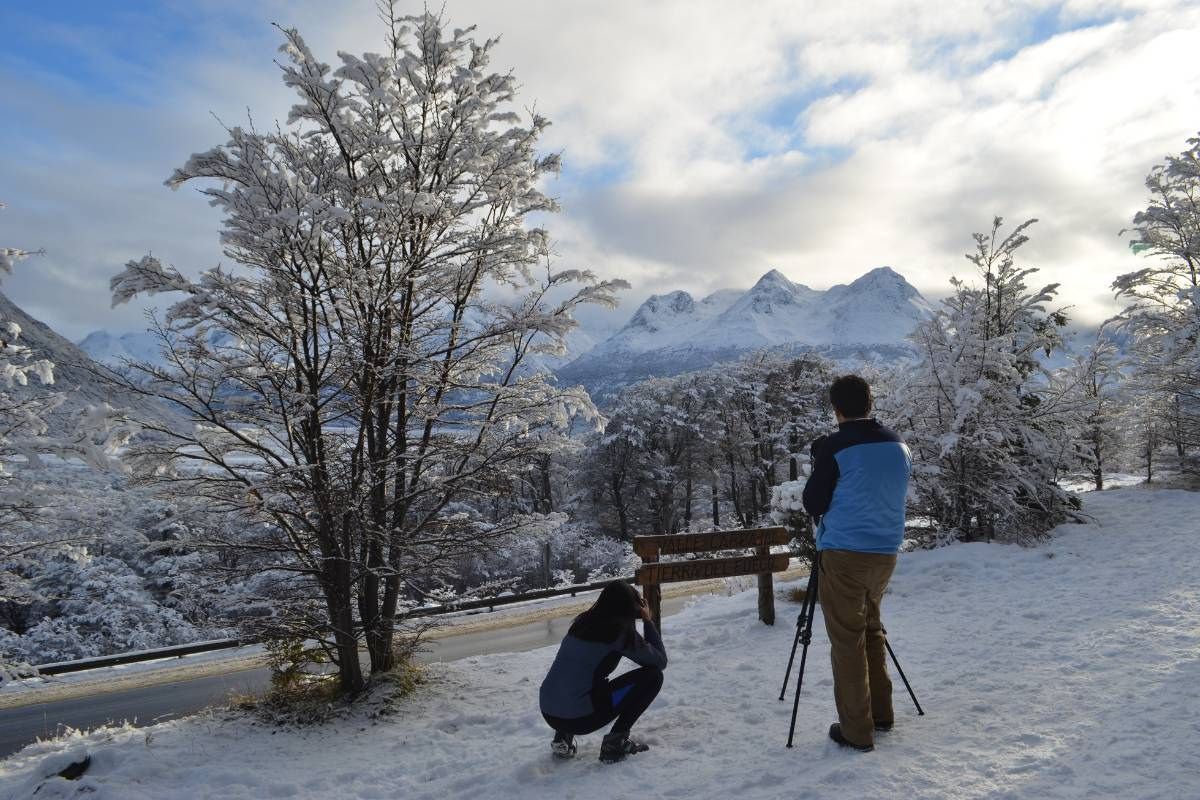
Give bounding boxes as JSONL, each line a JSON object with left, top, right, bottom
{"left": 0, "top": 667, "right": 271, "bottom": 758}
{"left": 0, "top": 593, "right": 704, "bottom": 758}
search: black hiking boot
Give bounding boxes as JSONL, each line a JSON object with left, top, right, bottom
{"left": 550, "top": 732, "right": 577, "bottom": 760}
{"left": 875, "top": 720, "right": 894, "bottom": 732}
{"left": 599, "top": 730, "right": 649, "bottom": 764}
{"left": 828, "top": 723, "right": 874, "bottom": 752}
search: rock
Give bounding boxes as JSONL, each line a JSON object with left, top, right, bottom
{"left": 56, "top": 755, "right": 91, "bottom": 780}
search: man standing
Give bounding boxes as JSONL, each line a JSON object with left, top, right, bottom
{"left": 802, "top": 375, "right": 911, "bottom": 752}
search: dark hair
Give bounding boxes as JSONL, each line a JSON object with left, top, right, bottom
{"left": 829, "top": 375, "right": 872, "bottom": 418}
{"left": 568, "top": 580, "right": 642, "bottom": 644}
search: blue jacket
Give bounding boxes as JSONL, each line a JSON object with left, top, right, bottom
{"left": 802, "top": 418, "right": 911, "bottom": 554}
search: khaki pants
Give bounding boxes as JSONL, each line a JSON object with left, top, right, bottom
{"left": 818, "top": 549, "right": 897, "bottom": 747}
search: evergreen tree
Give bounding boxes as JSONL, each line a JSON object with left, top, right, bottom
{"left": 885, "top": 218, "right": 1078, "bottom": 543}
{"left": 1067, "top": 333, "right": 1126, "bottom": 490}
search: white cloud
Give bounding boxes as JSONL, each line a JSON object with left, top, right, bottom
{"left": 1, "top": 0, "right": 1198, "bottom": 342}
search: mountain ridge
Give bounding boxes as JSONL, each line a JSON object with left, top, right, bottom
{"left": 557, "top": 266, "right": 931, "bottom": 403}
{"left": 0, "top": 291, "right": 179, "bottom": 433}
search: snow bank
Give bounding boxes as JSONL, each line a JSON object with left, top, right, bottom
{"left": 2, "top": 487, "right": 1198, "bottom": 799}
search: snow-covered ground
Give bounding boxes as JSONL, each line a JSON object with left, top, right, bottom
{"left": 1057, "top": 471, "right": 1147, "bottom": 494}
{"left": 2, "top": 486, "right": 1198, "bottom": 799}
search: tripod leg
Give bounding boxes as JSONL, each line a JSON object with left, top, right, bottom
{"left": 884, "top": 637, "right": 924, "bottom": 716}
{"left": 785, "top": 619, "right": 811, "bottom": 748}
{"left": 778, "top": 566, "right": 816, "bottom": 701}
{"left": 778, "top": 617, "right": 804, "bottom": 701}
{"left": 786, "top": 555, "right": 819, "bottom": 747}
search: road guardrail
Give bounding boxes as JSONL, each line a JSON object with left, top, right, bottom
{"left": 29, "top": 575, "right": 638, "bottom": 677}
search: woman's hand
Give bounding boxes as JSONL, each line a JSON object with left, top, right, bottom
{"left": 638, "top": 594, "right": 653, "bottom": 623}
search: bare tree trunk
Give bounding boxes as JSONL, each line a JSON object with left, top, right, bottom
{"left": 683, "top": 470, "right": 693, "bottom": 531}
{"left": 323, "top": 560, "right": 364, "bottom": 694}
{"left": 730, "top": 478, "right": 745, "bottom": 528}
{"left": 1173, "top": 395, "right": 1186, "bottom": 460}
{"left": 610, "top": 471, "right": 631, "bottom": 540}
{"left": 539, "top": 455, "right": 554, "bottom": 514}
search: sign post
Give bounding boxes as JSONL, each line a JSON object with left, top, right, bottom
{"left": 632, "top": 527, "right": 791, "bottom": 630}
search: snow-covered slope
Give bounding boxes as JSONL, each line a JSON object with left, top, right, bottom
{"left": 558, "top": 267, "right": 931, "bottom": 402}
{"left": 2, "top": 486, "right": 1197, "bottom": 799}
{"left": 0, "top": 292, "right": 177, "bottom": 432}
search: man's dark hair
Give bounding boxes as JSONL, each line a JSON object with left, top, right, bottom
{"left": 829, "top": 375, "right": 872, "bottom": 418}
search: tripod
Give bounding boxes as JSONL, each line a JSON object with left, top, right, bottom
{"left": 779, "top": 551, "right": 925, "bottom": 748}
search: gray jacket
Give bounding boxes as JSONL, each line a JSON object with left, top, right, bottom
{"left": 539, "top": 621, "right": 667, "bottom": 719}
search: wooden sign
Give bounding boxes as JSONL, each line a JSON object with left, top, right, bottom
{"left": 635, "top": 553, "right": 790, "bottom": 586}
{"left": 633, "top": 527, "right": 789, "bottom": 559}
{"left": 632, "top": 525, "right": 793, "bottom": 630}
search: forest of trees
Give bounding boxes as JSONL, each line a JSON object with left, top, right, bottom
{"left": 2, "top": 9, "right": 1198, "bottom": 695}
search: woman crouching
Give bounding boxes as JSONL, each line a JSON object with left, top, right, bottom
{"left": 538, "top": 581, "right": 667, "bottom": 763}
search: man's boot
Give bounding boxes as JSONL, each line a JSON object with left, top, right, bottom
{"left": 828, "top": 723, "right": 874, "bottom": 752}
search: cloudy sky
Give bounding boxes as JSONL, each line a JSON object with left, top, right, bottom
{"left": 2, "top": 0, "right": 1199, "bottom": 342}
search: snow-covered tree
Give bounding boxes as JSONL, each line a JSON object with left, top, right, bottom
{"left": 884, "top": 218, "right": 1079, "bottom": 543}
{"left": 0, "top": 464, "right": 232, "bottom": 668}
{"left": 710, "top": 354, "right": 833, "bottom": 531}
{"left": 0, "top": 214, "right": 134, "bottom": 496}
{"left": 1112, "top": 132, "right": 1200, "bottom": 473}
{"left": 106, "top": 11, "right": 625, "bottom": 694}
{"left": 585, "top": 374, "right": 706, "bottom": 539}
{"left": 583, "top": 353, "right": 832, "bottom": 542}
{"left": 1121, "top": 391, "right": 1167, "bottom": 483}
{"left": 1067, "top": 333, "right": 1126, "bottom": 490}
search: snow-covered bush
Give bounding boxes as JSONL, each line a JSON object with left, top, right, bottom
{"left": 769, "top": 478, "right": 816, "bottom": 563}
{"left": 10, "top": 551, "right": 200, "bottom": 663}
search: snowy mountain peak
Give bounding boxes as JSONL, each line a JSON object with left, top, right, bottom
{"left": 734, "top": 269, "right": 817, "bottom": 316}
{"left": 557, "top": 266, "right": 931, "bottom": 402}
{"left": 751, "top": 268, "right": 799, "bottom": 292}
{"left": 843, "top": 266, "right": 918, "bottom": 296}
{"left": 77, "top": 330, "right": 165, "bottom": 367}
{"left": 628, "top": 290, "right": 697, "bottom": 332}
